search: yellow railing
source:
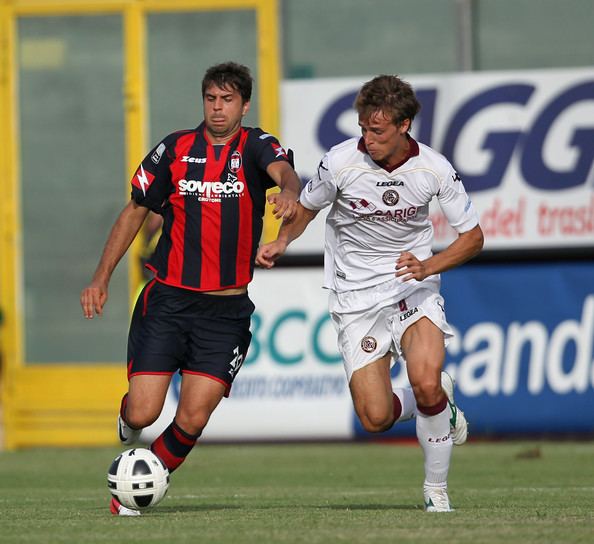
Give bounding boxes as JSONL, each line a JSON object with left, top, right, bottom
{"left": 0, "top": 0, "right": 280, "bottom": 449}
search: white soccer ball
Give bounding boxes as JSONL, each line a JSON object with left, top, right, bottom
{"left": 107, "top": 448, "right": 170, "bottom": 510}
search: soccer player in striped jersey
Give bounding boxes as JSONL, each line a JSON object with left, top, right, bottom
{"left": 257, "top": 75, "right": 484, "bottom": 512}
{"left": 81, "top": 62, "right": 301, "bottom": 515}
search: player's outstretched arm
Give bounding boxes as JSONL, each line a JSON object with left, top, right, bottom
{"left": 266, "top": 161, "right": 301, "bottom": 220}
{"left": 81, "top": 201, "right": 150, "bottom": 318}
{"left": 256, "top": 203, "right": 317, "bottom": 269}
{"left": 396, "top": 224, "right": 484, "bottom": 282}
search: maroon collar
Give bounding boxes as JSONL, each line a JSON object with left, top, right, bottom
{"left": 357, "top": 134, "right": 419, "bottom": 172}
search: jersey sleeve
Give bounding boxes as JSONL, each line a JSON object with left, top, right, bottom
{"left": 436, "top": 168, "right": 479, "bottom": 233}
{"left": 299, "top": 154, "right": 337, "bottom": 211}
{"left": 130, "top": 137, "right": 175, "bottom": 213}
{"left": 249, "top": 129, "right": 294, "bottom": 190}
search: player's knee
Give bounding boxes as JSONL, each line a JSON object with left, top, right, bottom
{"left": 360, "top": 409, "right": 394, "bottom": 433}
{"left": 175, "top": 409, "right": 210, "bottom": 436}
{"left": 125, "top": 405, "right": 160, "bottom": 430}
{"left": 412, "top": 378, "right": 442, "bottom": 408}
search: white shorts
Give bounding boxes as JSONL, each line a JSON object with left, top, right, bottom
{"left": 329, "top": 280, "right": 454, "bottom": 382}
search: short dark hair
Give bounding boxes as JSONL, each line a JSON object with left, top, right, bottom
{"left": 201, "top": 62, "right": 253, "bottom": 103}
{"left": 355, "top": 75, "right": 421, "bottom": 129}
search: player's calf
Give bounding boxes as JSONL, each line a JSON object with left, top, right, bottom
{"left": 117, "top": 394, "right": 141, "bottom": 445}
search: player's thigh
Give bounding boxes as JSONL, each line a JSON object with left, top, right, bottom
{"left": 401, "top": 316, "right": 444, "bottom": 391}
{"left": 349, "top": 353, "right": 394, "bottom": 419}
{"left": 175, "top": 373, "right": 227, "bottom": 429}
{"left": 127, "top": 374, "right": 172, "bottom": 421}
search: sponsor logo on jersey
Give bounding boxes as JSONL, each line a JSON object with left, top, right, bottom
{"left": 181, "top": 155, "right": 207, "bottom": 164}
{"left": 382, "top": 190, "right": 399, "bottom": 206}
{"left": 399, "top": 306, "right": 419, "bottom": 322}
{"left": 376, "top": 180, "right": 404, "bottom": 187}
{"left": 178, "top": 178, "right": 245, "bottom": 201}
{"left": 349, "top": 199, "right": 377, "bottom": 211}
{"left": 229, "top": 150, "right": 242, "bottom": 173}
{"left": 355, "top": 206, "right": 419, "bottom": 222}
{"left": 360, "top": 336, "right": 377, "bottom": 353}
{"left": 151, "top": 143, "right": 166, "bottom": 164}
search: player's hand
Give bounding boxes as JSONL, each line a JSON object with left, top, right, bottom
{"left": 256, "top": 240, "right": 288, "bottom": 269}
{"left": 80, "top": 281, "right": 108, "bottom": 319}
{"left": 267, "top": 191, "right": 298, "bottom": 221}
{"left": 395, "top": 251, "right": 427, "bottom": 282}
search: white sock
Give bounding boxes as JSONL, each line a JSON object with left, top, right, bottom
{"left": 393, "top": 387, "right": 416, "bottom": 422}
{"left": 416, "top": 405, "right": 452, "bottom": 486}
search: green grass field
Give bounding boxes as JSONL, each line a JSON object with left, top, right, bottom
{"left": 0, "top": 441, "right": 592, "bottom": 543}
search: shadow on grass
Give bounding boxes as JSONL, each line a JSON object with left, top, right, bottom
{"left": 135, "top": 503, "right": 421, "bottom": 515}
{"left": 320, "top": 503, "right": 421, "bottom": 511}
{"left": 151, "top": 504, "right": 242, "bottom": 514}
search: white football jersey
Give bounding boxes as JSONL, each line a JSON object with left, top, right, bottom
{"left": 300, "top": 137, "right": 479, "bottom": 293}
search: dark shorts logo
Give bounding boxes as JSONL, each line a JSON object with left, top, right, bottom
{"left": 229, "top": 150, "right": 242, "bottom": 173}
{"left": 382, "top": 190, "right": 399, "bottom": 206}
{"left": 360, "top": 336, "right": 377, "bottom": 353}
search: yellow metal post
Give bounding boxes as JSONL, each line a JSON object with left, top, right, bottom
{"left": 124, "top": 0, "right": 147, "bottom": 304}
{"left": 0, "top": 1, "right": 25, "bottom": 450}
{"left": 257, "top": 0, "right": 284, "bottom": 243}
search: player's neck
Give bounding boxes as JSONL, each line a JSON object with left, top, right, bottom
{"left": 205, "top": 124, "right": 242, "bottom": 145}
{"left": 380, "top": 138, "right": 411, "bottom": 171}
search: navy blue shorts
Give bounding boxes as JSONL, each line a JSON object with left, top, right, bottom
{"left": 127, "top": 279, "right": 254, "bottom": 395}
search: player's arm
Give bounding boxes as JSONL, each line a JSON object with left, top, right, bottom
{"left": 397, "top": 167, "right": 483, "bottom": 282}
{"left": 81, "top": 200, "right": 150, "bottom": 318}
{"left": 396, "top": 224, "right": 484, "bottom": 282}
{"left": 266, "top": 160, "right": 301, "bottom": 220}
{"left": 256, "top": 203, "right": 318, "bottom": 269}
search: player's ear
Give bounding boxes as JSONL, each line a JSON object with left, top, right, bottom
{"left": 242, "top": 100, "right": 251, "bottom": 116}
{"left": 398, "top": 118, "right": 411, "bottom": 134}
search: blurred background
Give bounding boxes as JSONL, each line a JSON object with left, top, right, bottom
{"left": 0, "top": 0, "right": 593, "bottom": 449}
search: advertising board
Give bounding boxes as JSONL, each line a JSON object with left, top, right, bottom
{"left": 141, "top": 262, "right": 594, "bottom": 442}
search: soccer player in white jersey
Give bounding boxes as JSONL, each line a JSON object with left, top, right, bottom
{"left": 257, "top": 75, "right": 484, "bottom": 512}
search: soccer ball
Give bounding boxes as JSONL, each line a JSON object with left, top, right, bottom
{"left": 107, "top": 448, "right": 170, "bottom": 510}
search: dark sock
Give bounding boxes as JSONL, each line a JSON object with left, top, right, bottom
{"left": 151, "top": 420, "right": 200, "bottom": 472}
{"left": 392, "top": 392, "right": 403, "bottom": 421}
{"left": 417, "top": 396, "right": 448, "bottom": 416}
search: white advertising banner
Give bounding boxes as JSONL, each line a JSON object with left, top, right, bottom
{"left": 281, "top": 68, "right": 594, "bottom": 252}
{"left": 140, "top": 269, "right": 353, "bottom": 443}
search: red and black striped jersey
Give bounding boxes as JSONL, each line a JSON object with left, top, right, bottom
{"left": 130, "top": 122, "right": 292, "bottom": 291}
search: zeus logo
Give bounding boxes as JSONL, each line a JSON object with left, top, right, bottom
{"left": 178, "top": 179, "right": 245, "bottom": 197}
{"left": 181, "top": 155, "right": 206, "bottom": 163}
